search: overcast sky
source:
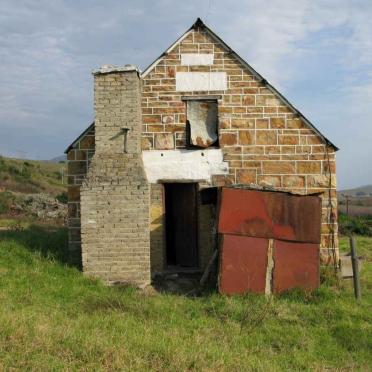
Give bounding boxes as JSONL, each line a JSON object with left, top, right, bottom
{"left": 0, "top": 0, "right": 371, "bottom": 189}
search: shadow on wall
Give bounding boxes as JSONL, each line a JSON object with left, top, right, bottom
{"left": 0, "top": 224, "right": 80, "bottom": 268}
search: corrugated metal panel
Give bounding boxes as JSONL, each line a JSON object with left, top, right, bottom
{"left": 218, "top": 188, "right": 321, "bottom": 243}
{"left": 217, "top": 187, "right": 321, "bottom": 295}
{"left": 219, "top": 235, "right": 268, "bottom": 294}
{"left": 273, "top": 240, "right": 319, "bottom": 293}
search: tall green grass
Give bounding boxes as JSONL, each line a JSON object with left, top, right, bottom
{"left": 0, "top": 227, "right": 371, "bottom": 371}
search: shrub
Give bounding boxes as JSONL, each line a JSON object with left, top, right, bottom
{"left": 56, "top": 191, "right": 68, "bottom": 204}
{"left": 0, "top": 191, "right": 15, "bottom": 214}
{"left": 20, "top": 166, "right": 31, "bottom": 179}
{"left": 0, "top": 156, "right": 5, "bottom": 172}
{"left": 338, "top": 212, "right": 372, "bottom": 236}
{"left": 7, "top": 165, "right": 20, "bottom": 176}
{"left": 53, "top": 171, "right": 62, "bottom": 180}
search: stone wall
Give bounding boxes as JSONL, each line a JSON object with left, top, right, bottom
{"left": 150, "top": 184, "right": 164, "bottom": 273}
{"left": 141, "top": 26, "right": 338, "bottom": 266}
{"left": 80, "top": 67, "right": 150, "bottom": 285}
{"left": 66, "top": 125, "right": 95, "bottom": 265}
{"left": 66, "top": 23, "right": 338, "bottom": 278}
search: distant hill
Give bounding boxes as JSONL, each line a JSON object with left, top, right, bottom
{"left": 46, "top": 155, "right": 67, "bottom": 163}
{"left": 0, "top": 156, "right": 66, "bottom": 196}
{"left": 339, "top": 185, "right": 372, "bottom": 197}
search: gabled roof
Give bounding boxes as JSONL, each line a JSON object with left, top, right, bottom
{"left": 142, "top": 18, "right": 338, "bottom": 151}
{"left": 64, "top": 122, "right": 94, "bottom": 153}
{"left": 67, "top": 18, "right": 338, "bottom": 152}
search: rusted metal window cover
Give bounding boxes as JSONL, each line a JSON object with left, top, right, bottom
{"left": 273, "top": 240, "right": 319, "bottom": 293}
{"left": 187, "top": 100, "right": 218, "bottom": 147}
{"left": 219, "top": 235, "right": 268, "bottom": 294}
{"left": 218, "top": 188, "right": 321, "bottom": 243}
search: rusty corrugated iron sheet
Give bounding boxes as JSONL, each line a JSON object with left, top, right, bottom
{"left": 219, "top": 235, "right": 268, "bottom": 294}
{"left": 217, "top": 187, "right": 321, "bottom": 295}
{"left": 187, "top": 101, "right": 218, "bottom": 147}
{"left": 273, "top": 240, "right": 319, "bottom": 293}
{"left": 218, "top": 188, "right": 321, "bottom": 243}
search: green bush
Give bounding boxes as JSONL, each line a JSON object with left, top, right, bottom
{"left": 0, "top": 156, "right": 5, "bottom": 172}
{"left": 56, "top": 191, "right": 67, "bottom": 204}
{"left": 7, "top": 165, "right": 20, "bottom": 176}
{"left": 20, "top": 165, "right": 31, "bottom": 179}
{"left": 338, "top": 213, "right": 372, "bottom": 236}
{"left": 0, "top": 191, "right": 15, "bottom": 214}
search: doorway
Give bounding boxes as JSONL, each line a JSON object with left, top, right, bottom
{"left": 164, "top": 183, "right": 198, "bottom": 268}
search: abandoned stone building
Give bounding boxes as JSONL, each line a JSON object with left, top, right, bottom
{"left": 65, "top": 18, "right": 338, "bottom": 287}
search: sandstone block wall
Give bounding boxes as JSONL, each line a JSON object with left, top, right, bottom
{"left": 66, "top": 125, "right": 94, "bottom": 265}
{"left": 142, "top": 26, "right": 338, "bottom": 267}
{"left": 66, "top": 23, "right": 338, "bottom": 278}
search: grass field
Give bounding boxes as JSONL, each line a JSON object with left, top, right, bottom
{"left": 0, "top": 226, "right": 371, "bottom": 371}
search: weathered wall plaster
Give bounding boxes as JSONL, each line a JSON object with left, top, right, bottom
{"left": 181, "top": 53, "right": 214, "bottom": 66}
{"left": 142, "top": 149, "right": 228, "bottom": 183}
{"left": 176, "top": 72, "right": 227, "bottom": 91}
{"left": 187, "top": 101, "right": 218, "bottom": 147}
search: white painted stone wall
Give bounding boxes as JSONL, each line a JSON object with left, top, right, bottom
{"left": 176, "top": 72, "right": 227, "bottom": 92}
{"left": 181, "top": 54, "right": 214, "bottom": 66}
{"left": 142, "top": 149, "right": 229, "bottom": 183}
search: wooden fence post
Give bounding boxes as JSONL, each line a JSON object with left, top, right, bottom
{"left": 349, "top": 236, "right": 361, "bottom": 300}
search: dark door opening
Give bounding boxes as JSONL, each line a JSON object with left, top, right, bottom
{"left": 164, "top": 183, "right": 198, "bottom": 268}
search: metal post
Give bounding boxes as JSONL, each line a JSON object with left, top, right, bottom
{"left": 349, "top": 236, "right": 361, "bottom": 300}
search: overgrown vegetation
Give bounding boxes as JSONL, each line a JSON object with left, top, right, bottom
{"left": 0, "top": 191, "right": 15, "bottom": 214}
{"left": 0, "top": 226, "right": 370, "bottom": 370}
{"left": 338, "top": 212, "right": 372, "bottom": 236}
{"left": 56, "top": 191, "right": 68, "bottom": 204}
{"left": 0, "top": 156, "right": 66, "bottom": 196}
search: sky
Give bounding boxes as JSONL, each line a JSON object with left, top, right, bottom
{"left": 0, "top": 0, "right": 371, "bottom": 189}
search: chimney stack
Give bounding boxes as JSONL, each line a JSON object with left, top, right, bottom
{"left": 80, "top": 65, "right": 150, "bottom": 286}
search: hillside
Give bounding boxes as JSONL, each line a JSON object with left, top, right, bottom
{"left": 46, "top": 155, "right": 67, "bottom": 163}
{"left": 339, "top": 185, "right": 372, "bottom": 197}
{"left": 0, "top": 156, "right": 67, "bottom": 222}
{"left": 338, "top": 185, "right": 372, "bottom": 216}
{"left": 0, "top": 156, "right": 66, "bottom": 196}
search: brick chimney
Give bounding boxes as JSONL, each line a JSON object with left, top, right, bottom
{"left": 80, "top": 65, "right": 150, "bottom": 286}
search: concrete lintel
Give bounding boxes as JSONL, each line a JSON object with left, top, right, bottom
{"left": 92, "top": 64, "right": 141, "bottom": 75}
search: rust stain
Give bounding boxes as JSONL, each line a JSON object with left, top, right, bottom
{"left": 273, "top": 240, "right": 319, "bottom": 293}
{"left": 218, "top": 188, "right": 321, "bottom": 243}
{"left": 217, "top": 187, "right": 321, "bottom": 294}
{"left": 219, "top": 235, "right": 268, "bottom": 294}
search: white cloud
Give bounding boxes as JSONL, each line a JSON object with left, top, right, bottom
{"left": 211, "top": 0, "right": 358, "bottom": 87}
{"left": 0, "top": 0, "right": 371, "bottom": 186}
